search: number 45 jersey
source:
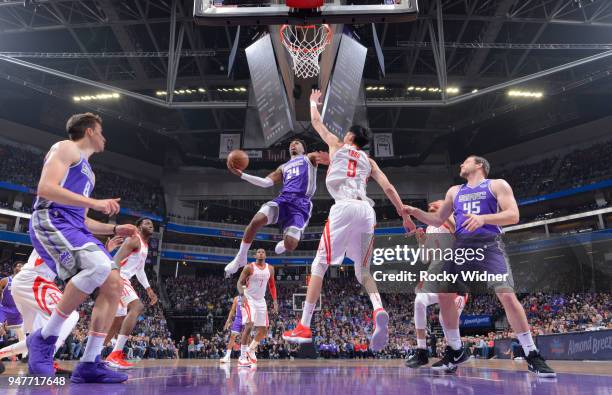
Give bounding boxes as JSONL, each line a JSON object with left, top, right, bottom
{"left": 454, "top": 179, "right": 502, "bottom": 236}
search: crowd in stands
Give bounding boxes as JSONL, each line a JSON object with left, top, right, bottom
{"left": 162, "top": 273, "right": 611, "bottom": 360}
{"left": 0, "top": 142, "right": 165, "bottom": 216}
{"left": 492, "top": 138, "right": 612, "bottom": 199}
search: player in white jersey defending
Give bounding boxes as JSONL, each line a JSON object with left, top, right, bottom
{"left": 283, "top": 89, "right": 416, "bottom": 351}
{"left": 104, "top": 218, "right": 158, "bottom": 369}
{"left": 0, "top": 249, "right": 83, "bottom": 374}
{"left": 236, "top": 248, "right": 278, "bottom": 368}
{"left": 406, "top": 200, "right": 468, "bottom": 369}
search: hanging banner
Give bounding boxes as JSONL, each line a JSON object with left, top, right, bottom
{"left": 374, "top": 133, "right": 394, "bottom": 157}
{"left": 219, "top": 134, "right": 241, "bottom": 159}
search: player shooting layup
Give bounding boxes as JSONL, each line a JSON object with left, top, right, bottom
{"left": 403, "top": 155, "right": 556, "bottom": 377}
{"left": 225, "top": 140, "right": 328, "bottom": 277}
{"left": 283, "top": 89, "right": 416, "bottom": 351}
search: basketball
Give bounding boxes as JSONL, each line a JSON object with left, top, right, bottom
{"left": 227, "top": 149, "right": 249, "bottom": 171}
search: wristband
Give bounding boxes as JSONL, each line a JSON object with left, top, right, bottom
{"left": 310, "top": 101, "right": 318, "bottom": 108}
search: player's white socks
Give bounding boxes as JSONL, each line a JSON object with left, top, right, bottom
{"left": 240, "top": 344, "right": 249, "bottom": 358}
{"left": 275, "top": 241, "right": 286, "bottom": 255}
{"left": 113, "top": 334, "right": 128, "bottom": 353}
{"left": 300, "top": 301, "right": 316, "bottom": 327}
{"left": 417, "top": 339, "right": 427, "bottom": 350}
{"left": 369, "top": 293, "right": 383, "bottom": 311}
{"left": 237, "top": 241, "right": 252, "bottom": 262}
{"left": 446, "top": 328, "right": 462, "bottom": 351}
{"left": 41, "top": 307, "right": 69, "bottom": 339}
{"left": 248, "top": 340, "right": 258, "bottom": 352}
{"left": 81, "top": 332, "right": 106, "bottom": 363}
{"left": 517, "top": 331, "right": 538, "bottom": 355}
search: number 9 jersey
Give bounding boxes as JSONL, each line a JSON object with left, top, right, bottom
{"left": 325, "top": 144, "right": 374, "bottom": 206}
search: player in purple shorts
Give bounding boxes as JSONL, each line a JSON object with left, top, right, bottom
{"left": 225, "top": 139, "right": 329, "bottom": 276}
{"left": 0, "top": 262, "right": 26, "bottom": 351}
{"left": 27, "top": 112, "right": 137, "bottom": 382}
{"left": 220, "top": 295, "right": 244, "bottom": 363}
{"left": 403, "top": 155, "right": 555, "bottom": 377}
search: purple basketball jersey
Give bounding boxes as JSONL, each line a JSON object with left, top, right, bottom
{"left": 34, "top": 154, "right": 95, "bottom": 228}
{"left": 1, "top": 276, "right": 17, "bottom": 310}
{"left": 279, "top": 155, "right": 316, "bottom": 198}
{"left": 230, "top": 296, "right": 243, "bottom": 333}
{"left": 454, "top": 179, "right": 502, "bottom": 237}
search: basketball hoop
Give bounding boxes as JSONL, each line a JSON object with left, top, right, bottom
{"left": 280, "top": 24, "right": 331, "bottom": 79}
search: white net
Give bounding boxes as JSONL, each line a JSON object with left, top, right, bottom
{"left": 281, "top": 24, "right": 331, "bottom": 79}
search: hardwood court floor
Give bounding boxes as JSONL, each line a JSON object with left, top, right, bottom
{"left": 1, "top": 358, "right": 610, "bottom": 394}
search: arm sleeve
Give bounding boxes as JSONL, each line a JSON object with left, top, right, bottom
{"left": 268, "top": 275, "right": 277, "bottom": 301}
{"left": 136, "top": 266, "right": 151, "bottom": 289}
{"left": 240, "top": 173, "right": 274, "bottom": 188}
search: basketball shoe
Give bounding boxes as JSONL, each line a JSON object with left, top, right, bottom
{"left": 247, "top": 350, "right": 257, "bottom": 365}
{"left": 220, "top": 351, "right": 231, "bottom": 364}
{"left": 26, "top": 329, "right": 56, "bottom": 376}
{"left": 71, "top": 356, "right": 128, "bottom": 384}
{"left": 432, "top": 346, "right": 468, "bottom": 373}
{"left": 405, "top": 348, "right": 428, "bottom": 368}
{"left": 370, "top": 308, "right": 389, "bottom": 352}
{"left": 526, "top": 351, "right": 556, "bottom": 377}
{"left": 282, "top": 323, "right": 312, "bottom": 343}
{"left": 274, "top": 241, "right": 286, "bottom": 255}
{"left": 105, "top": 350, "right": 134, "bottom": 369}
{"left": 238, "top": 355, "right": 251, "bottom": 368}
{"left": 224, "top": 256, "right": 247, "bottom": 278}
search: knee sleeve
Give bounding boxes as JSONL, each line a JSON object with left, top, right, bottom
{"left": 70, "top": 249, "right": 112, "bottom": 294}
{"left": 414, "top": 294, "right": 428, "bottom": 330}
{"left": 284, "top": 227, "right": 302, "bottom": 242}
{"left": 257, "top": 202, "right": 278, "bottom": 225}
{"left": 310, "top": 260, "right": 328, "bottom": 279}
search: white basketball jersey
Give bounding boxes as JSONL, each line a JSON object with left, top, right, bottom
{"left": 326, "top": 144, "right": 374, "bottom": 206}
{"left": 24, "top": 250, "right": 56, "bottom": 281}
{"left": 245, "top": 263, "right": 270, "bottom": 301}
{"left": 119, "top": 234, "right": 149, "bottom": 280}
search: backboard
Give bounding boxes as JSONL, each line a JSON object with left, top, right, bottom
{"left": 194, "top": 0, "right": 419, "bottom": 26}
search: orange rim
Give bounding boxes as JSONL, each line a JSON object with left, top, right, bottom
{"left": 280, "top": 24, "right": 332, "bottom": 54}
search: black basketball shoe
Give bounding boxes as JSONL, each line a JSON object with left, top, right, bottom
{"left": 405, "top": 348, "right": 428, "bottom": 368}
{"left": 526, "top": 351, "right": 556, "bottom": 378}
{"left": 431, "top": 346, "right": 468, "bottom": 373}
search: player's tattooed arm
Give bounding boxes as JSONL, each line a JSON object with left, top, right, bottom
{"left": 404, "top": 185, "right": 459, "bottom": 228}
{"left": 310, "top": 89, "right": 342, "bottom": 153}
{"left": 236, "top": 265, "right": 253, "bottom": 296}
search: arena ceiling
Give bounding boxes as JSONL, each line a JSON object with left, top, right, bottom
{"left": 0, "top": 0, "right": 610, "bottom": 167}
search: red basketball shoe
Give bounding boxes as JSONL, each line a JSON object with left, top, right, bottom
{"left": 105, "top": 350, "right": 134, "bottom": 369}
{"left": 282, "top": 323, "right": 312, "bottom": 343}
